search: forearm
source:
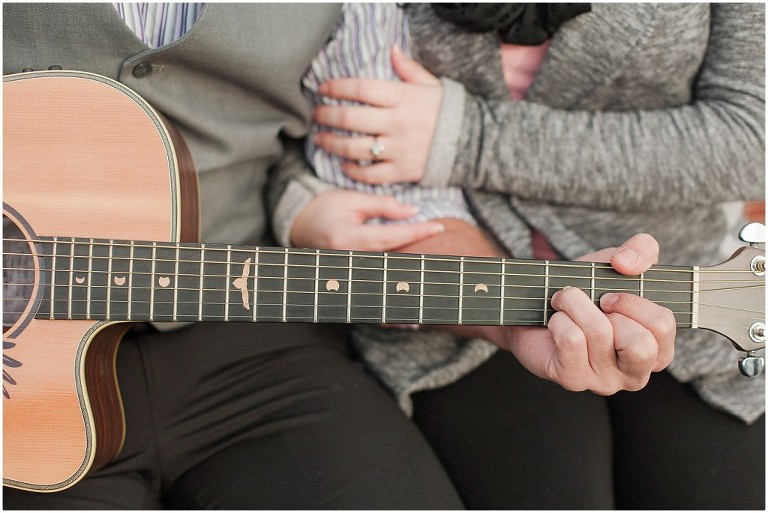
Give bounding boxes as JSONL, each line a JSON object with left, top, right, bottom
{"left": 427, "top": 3, "right": 765, "bottom": 210}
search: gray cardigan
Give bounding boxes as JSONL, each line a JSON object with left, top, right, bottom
{"left": 270, "top": 3, "right": 765, "bottom": 423}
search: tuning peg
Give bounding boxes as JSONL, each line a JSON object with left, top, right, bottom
{"left": 739, "top": 222, "right": 766, "bottom": 247}
{"left": 739, "top": 351, "right": 765, "bottom": 378}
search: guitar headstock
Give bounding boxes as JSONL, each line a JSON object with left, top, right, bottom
{"left": 697, "top": 223, "right": 765, "bottom": 376}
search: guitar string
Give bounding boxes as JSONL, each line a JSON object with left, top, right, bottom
{"left": 4, "top": 270, "right": 764, "bottom": 296}
{"left": 12, "top": 297, "right": 757, "bottom": 322}
{"left": 3, "top": 257, "right": 764, "bottom": 286}
{"left": 21, "top": 297, "right": 760, "bottom": 319}
{"left": 14, "top": 303, "right": 757, "bottom": 328}
{"left": 6, "top": 287, "right": 763, "bottom": 319}
{"left": 4, "top": 238, "right": 763, "bottom": 275}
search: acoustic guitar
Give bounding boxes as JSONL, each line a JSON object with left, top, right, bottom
{"left": 4, "top": 71, "right": 765, "bottom": 493}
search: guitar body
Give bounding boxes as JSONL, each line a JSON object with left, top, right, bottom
{"left": 3, "top": 71, "right": 198, "bottom": 492}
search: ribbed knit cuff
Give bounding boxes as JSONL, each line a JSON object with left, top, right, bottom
{"left": 421, "top": 77, "right": 467, "bottom": 188}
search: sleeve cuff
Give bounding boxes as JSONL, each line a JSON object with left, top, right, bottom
{"left": 420, "top": 77, "right": 467, "bottom": 188}
{"left": 272, "top": 174, "right": 334, "bottom": 247}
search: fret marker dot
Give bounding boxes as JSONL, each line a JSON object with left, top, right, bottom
{"left": 158, "top": 276, "right": 171, "bottom": 288}
{"left": 75, "top": 276, "right": 85, "bottom": 284}
{"left": 114, "top": 276, "right": 126, "bottom": 286}
{"left": 474, "top": 283, "right": 488, "bottom": 294}
{"left": 396, "top": 281, "right": 410, "bottom": 293}
{"left": 326, "top": 279, "right": 340, "bottom": 292}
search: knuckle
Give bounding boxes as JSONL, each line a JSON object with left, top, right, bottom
{"left": 558, "top": 326, "right": 586, "bottom": 352}
{"left": 339, "top": 109, "right": 353, "bottom": 127}
{"left": 628, "top": 335, "right": 658, "bottom": 364}
{"left": 585, "top": 320, "right": 613, "bottom": 346}
{"left": 354, "top": 81, "right": 366, "bottom": 100}
{"left": 623, "top": 374, "right": 650, "bottom": 392}
{"left": 326, "top": 233, "right": 347, "bottom": 250}
{"left": 658, "top": 309, "right": 677, "bottom": 339}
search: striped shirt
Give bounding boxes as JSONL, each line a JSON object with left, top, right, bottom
{"left": 113, "top": 3, "right": 204, "bottom": 49}
{"left": 303, "top": 3, "right": 474, "bottom": 225}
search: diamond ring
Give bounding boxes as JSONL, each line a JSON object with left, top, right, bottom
{"left": 370, "top": 136, "right": 384, "bottom": 159}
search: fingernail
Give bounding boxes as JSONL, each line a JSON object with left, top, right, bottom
{"left": 600, "top": 293, "right": 619, "bottom": 309}
{"left": 406, "top": 205, "right": 420, "bottom": 215}
{"left": 318, "top": 82, "right": 329, "bottom": 94}
{"left": 614, "top": 247, "right": 639, "bottom": 267}
{"left": 431, "top": 223, "right": 445, "bottom": 234}
{"left": 391, "top": 45, "right": 402, "bottom": 55}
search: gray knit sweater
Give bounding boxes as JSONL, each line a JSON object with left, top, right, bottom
{"left": 269, "top": 3, "right": 765, "bottom": 423}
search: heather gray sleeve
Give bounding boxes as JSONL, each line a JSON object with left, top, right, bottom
{"left": 435, "top": 3, "right": 765, "bottom": 210}
{"left": 267, "top": 138, "right": 334, "bottom": 247}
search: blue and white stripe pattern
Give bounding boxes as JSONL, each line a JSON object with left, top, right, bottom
{"left": 303, "top": 3, "right": 475, "bottom": 225}
{"left": 113, "top": 3, "right": 204, "bottom": 49}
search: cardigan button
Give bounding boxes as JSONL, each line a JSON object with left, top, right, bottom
{"left": 132, "top": 61, "right": 153, "bottom": 78}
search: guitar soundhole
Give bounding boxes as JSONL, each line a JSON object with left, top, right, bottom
{"left": 3, "top": 213, "right": 35, "bottom": 333}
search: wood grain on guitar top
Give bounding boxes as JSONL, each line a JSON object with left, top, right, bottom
{"left": 3, "top": 72, "right": 198, "bottom": 491}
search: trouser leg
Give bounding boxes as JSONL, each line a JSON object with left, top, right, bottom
{"left": 608, "top": 370, "right": 765, "bottom": 510}
{"left": 411, "top": 351, "right": 614, "bottom": 509}
{"left": 162, "top": 340, "right": 463, "bottom": 509}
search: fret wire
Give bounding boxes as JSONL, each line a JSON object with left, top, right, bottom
{"left": 282, "top": 247, "right": 288, "bottom": 323}
{"left": 590, "top": 262, "right": 595, "bottom": 303}
{"left": 225, "top": 245, "right": 232, "bottom": 322}
{"left": 314, "top": 249, "right": 320, "bottom": 323}
{"left": 499, "top": 259, "right": 506, "bottom": 325}
{"left": 150, "top": 242, "right": 157, "bottom": 321}
{"left": 47, "top": 237, "right": 58, "bottom": 320}
{"left": 87, "top": 238, "right": 94, "bottom": 319}
{"left": 543, "top": 260, "right": 550, "bottom": 326}
{"left": 173, "top": 245, "right": 180, "bottom": 322}
{"left": 640, "top": 272, "right": 645, "bottom": 298}
{"left": 252, "top": 247, "right": 260, "bottom": 322}
{"left": 198, "top": 244, "right": 205, "bottom": 321}
{"left": 382, "top": 253, "right": 388, "bottom": 324}
{"left": 458, "top": 256, "right": 465, "bottom": 325}
{"left": 347, "top": 251, "right": 353, "bottom": 324}
{"left": 128, "top": 242, "right": 135, "bottom": 320}
{"left": 419, "top": 254, "right": 425, "bottom": 324}
{"left": 107, "top": 239, "right": 114, "bottom": 320}
{"left": 692, "top": 265, "right": 700, "bottom": 329}
{"left": 67, "top": 237, "right": 74, "bottom": 320}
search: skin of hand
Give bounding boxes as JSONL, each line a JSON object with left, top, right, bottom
{"left": 396, "top": 229, "right": 676, "bottom": 395}
{"left": 312, "top": 46, "right": 440, "bottom": 185}
{"left": 290, "top": 189, "right": 445, "bottom": 251}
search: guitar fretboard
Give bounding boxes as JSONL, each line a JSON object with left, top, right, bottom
{"left": 34, "top": 237, "right": 695, "bottom": 327}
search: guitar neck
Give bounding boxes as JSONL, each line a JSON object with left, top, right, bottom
{"left": 34, "top": 237, "right": 696, "bottom": 327}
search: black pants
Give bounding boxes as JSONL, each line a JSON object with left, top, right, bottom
{"left": 412, "top": 350, "right": 766, "bottom": 510}
{"left": 4, "top": 323, "right": 462, "bottom": 509}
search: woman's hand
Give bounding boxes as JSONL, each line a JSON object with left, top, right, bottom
{"left": 290, "top": 189, "right": 445, "bottom": 251}
{"left": 313, "top": 46, "right": 441, "bottom": 185}
{"left": 457, "top": 234, "right": 677, "bottom": 394}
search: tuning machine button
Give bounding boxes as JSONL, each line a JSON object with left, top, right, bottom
{"left": 739, "top": 351, "right": 765, "bottom": 377}
{"left": 739, "top": 222, "right": 766, "bottom": 247}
